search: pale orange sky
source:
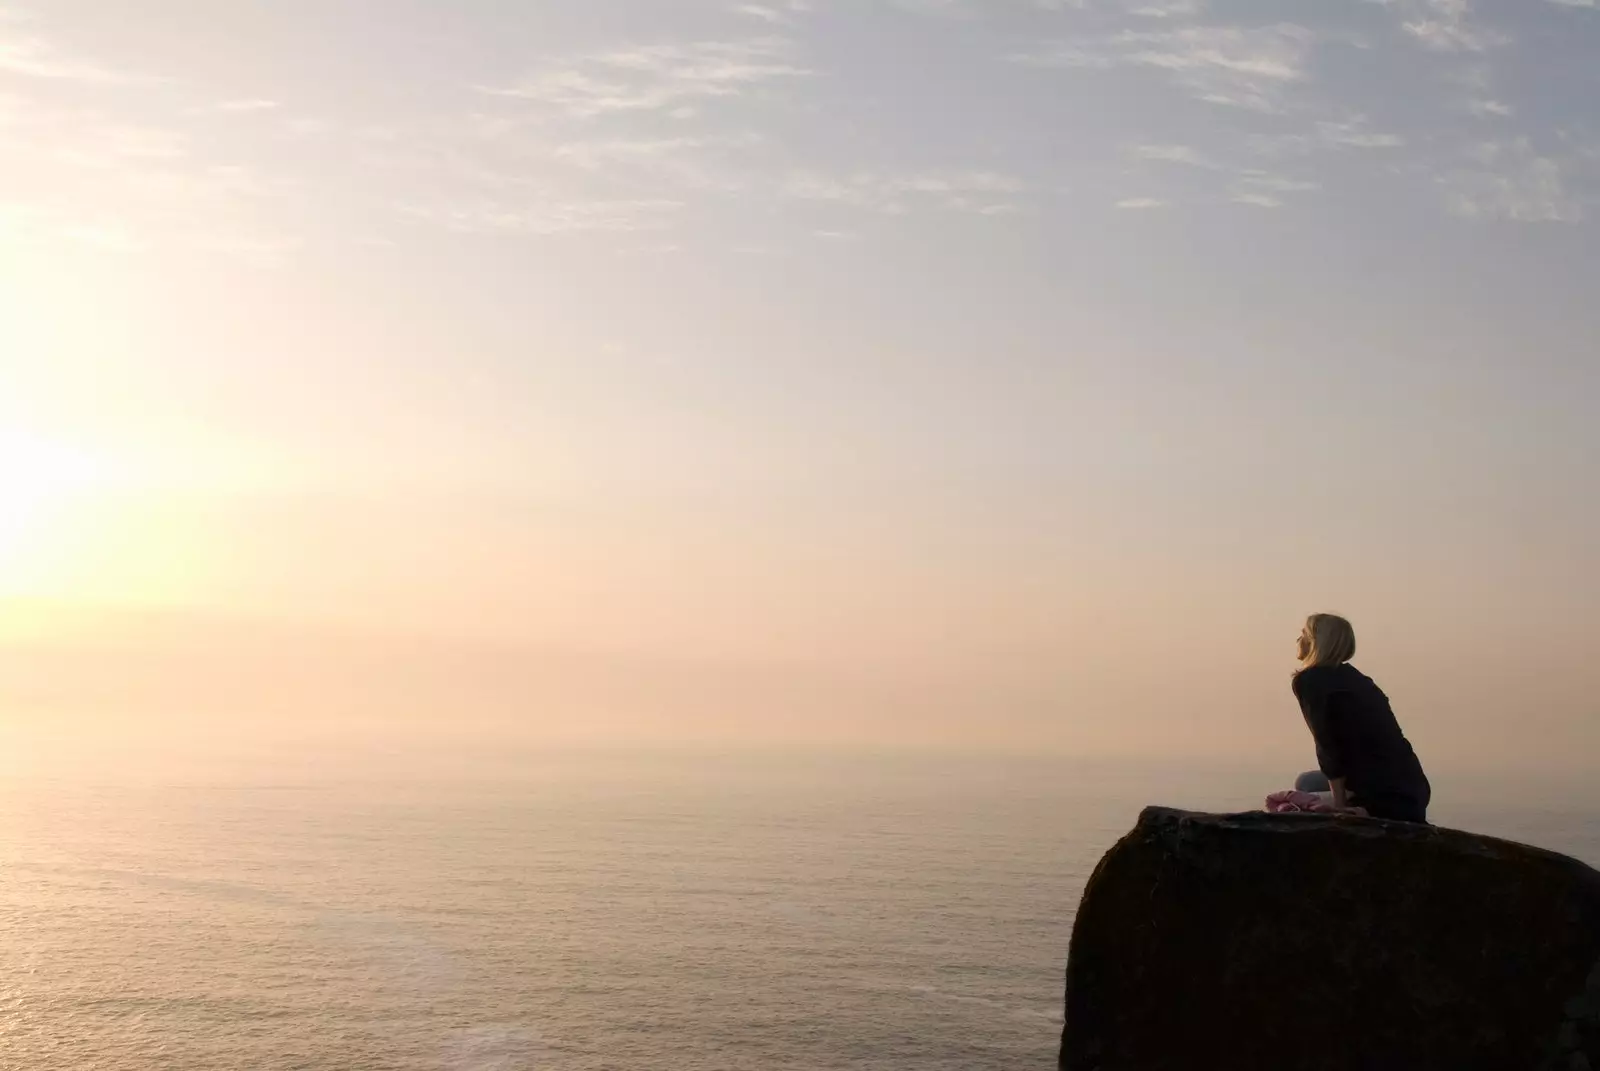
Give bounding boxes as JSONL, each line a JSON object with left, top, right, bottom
{"left": 2, "top": 0, "right": 1597, "bottom": 779}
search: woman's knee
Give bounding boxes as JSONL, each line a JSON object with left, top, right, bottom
{"left": 1295, "top": 770, "right": 1331, "bottom": 793}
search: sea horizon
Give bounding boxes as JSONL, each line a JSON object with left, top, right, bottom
{"left": 4, "top": 748, "right": 1596, "bottom": 1069}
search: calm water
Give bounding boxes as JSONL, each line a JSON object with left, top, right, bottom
{"left": 2, "top": 754, "right": 1596, "bottom": 1070}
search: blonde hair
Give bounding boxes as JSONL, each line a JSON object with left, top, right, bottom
{"left": 1299, "top": 613, "right": 1356, "bottom": 670}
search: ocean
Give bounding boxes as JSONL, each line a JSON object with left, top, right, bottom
{"left": 3, "top": 752, "right": 1597, "bottom": 1070}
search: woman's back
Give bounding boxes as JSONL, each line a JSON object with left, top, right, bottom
{"left": 1293, "top": 662, "right": 1430, "bottom": 818}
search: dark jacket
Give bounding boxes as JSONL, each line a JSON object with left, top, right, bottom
{"left": 1292, "top": 663, "right": 1431, "bottom": 822}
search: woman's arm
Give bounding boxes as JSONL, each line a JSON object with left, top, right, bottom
{"left": 1328, "top": 776, "right": 1350, "bottom": 811}
{"left": 1295, "top": 672, "right": 1349, "bottom": 794}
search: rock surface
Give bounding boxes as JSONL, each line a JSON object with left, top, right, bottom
{"left": 1060, "top": 807, "right": 1600, "bottom": 1071}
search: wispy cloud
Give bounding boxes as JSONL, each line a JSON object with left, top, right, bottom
{"left": 285, "top": 117, "right": 337, "bottom": 137}
{"left": 892, "top": 0, "right": 1091, "bottom": 14}
{"left": 0, "top": 200, "right": 41, "bottom": 234}
{"left": 1316, "top": 116, "right": 1405, "bottom": 149}
{"left": 207, "top": 99, "right": 282, "bottom": 114}
{"left": 1442, "top": 140, "right": 1586, "bottom": 222}
{"left": 1251, "top": 116, "right": 1404, "bottom": 157}
{"left": 550, "top": 135, "right": 755, "bottom": 193}
{"left": 60, "top": 220, "right": 140, "bottom": 250}
{"left": 1397, "top": 0, "right": 1508, "bottom": 52}
{"left": 1129, "top": 143, "right": 1217, "bottom": 168}
{"left": 480, "top": 38, "right": 809, "bottom": 119}
{"left": 782, "top": 170, "right": 1026, "bottom": 214}
{"left": 732, "top": 1, "right": 812, "bottom": 24}
{"left": 8, "top": 0, "right": 1590, "bottom": 261}
{"left": 0, "top": 19, "right": 127, "bottom": 81}
{"left": 398, "top": 197, "right": 686, "bottom": 236}
{"left": 1229, "top": 170, "right": 1319, "bottom": 207}
{"left": 0, "top": 94, "right": 184, "bottom": 165}
{"left": 0, "top": 57, "right": 301, "bottom": 265}
{"left": 1234, "top": 171, "right": 1320, "bottom": 194}
{"left": 887, "top": 0, "right": 980, "bottom": 16}
{"left": 1125, "top": 0, "right": 1204, "bottom": 18}
{"left": 1015, "top": 24, "right": 1316, "bottom": 113}
{"left": 193, "top": 233, "right": 303, "bottom": 269}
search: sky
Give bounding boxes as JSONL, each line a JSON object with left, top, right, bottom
{"left": 0, "top": 0, "right": 1597, "bottom": 776}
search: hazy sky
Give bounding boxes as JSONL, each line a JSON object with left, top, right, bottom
{"left": 1, "top": 0, "right": 1597, "bottom": 773}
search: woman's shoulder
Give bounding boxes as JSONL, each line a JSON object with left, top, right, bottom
{"left": 1292, "top": 662, "right": 1351, "bottom": 695}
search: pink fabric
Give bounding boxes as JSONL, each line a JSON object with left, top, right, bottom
{"left": 1264, "top": 791, "right": 1367, "bottom": 816}
{"left": 1265, "top": 790, "right": 1334, "bottom": 813}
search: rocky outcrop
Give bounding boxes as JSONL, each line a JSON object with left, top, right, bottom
{"left": 1060, "top": 807, "right": 1600, "bottom": 1071}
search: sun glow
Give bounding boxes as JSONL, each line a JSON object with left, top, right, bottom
{"left": 0, "top": 429, "right": 114, "bottom": 596}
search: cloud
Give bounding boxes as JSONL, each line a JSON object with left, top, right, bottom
{"left": 1015, "top": 24, "right": 1315, "bottom": 112}
{"left": 398, "top": 197, "right": 686, "bottom": 236}
{"left": 285, "top": 117, "right": 337, "bottom": 137}
{"left": 0, "top": 79, "right": 300, "bottom": 263}
{"left": 734, "top": 4, "right": 787, "bottom": 22}
{"left": 0, "top": 94, "right": 191, "bottom": 168}
{"left": 480, "top": 38, "right": 809, "bottom": 119}
{"left": 552, "top": 136, "right": 717, "bottom": 163}
{"left": 892, "top": 0, "right": 1090, "bottom": 14}
{"left": 1229, "top": 170, "right": 1319, "bottom": 208}
{"left": 61, "top": 220, "right": 140, "bottom": 250}
{"left": 887, "top": 0, "right": 978, "bottom": 15}
{"left": 1129, "top": 143, "right": 1217, "bottom": 167}
{"left": 1125, "top": 0, "right": 1204, "bottom": 17}
{"left": 192, "top": 233, "right": 304, "bottom": 269}
{"left": 1442, "top": 140, "right": 1585, "bottom": 223}
{"left": 4, "top": 195, "right": 296, "bottom": 266}
{"left": 0, "top": 24, "right": 126, "bottom": 81}
{"left": 1252, "top": 116, "right": 1404, "bottom": 157}
{"left": 1316, "top": 117, "right": 1404, "bottom": 149}
{"left": 1234, "top": 171, "right": 1319, "bottom": 194}
{"left": 89, "top": 124, "right": 190, "bottom": 162}
{"left": 208, "top": 99, "right": 282, "bottom": 114}
{"left": 0, "top": 200, "right": 42, "bottom": 234}
{"left": 781, "top": 170, "right": 1026, "bottom": 213}
{"left": 10, "top": 0, "right": 1588, "bottom": 255}
{"left": 1397, "top": 0, "right": 1508, "bottom": 52}
{"left": 550, "top": 135, "right": 754, "bottom": 192}
{"left": 347, "top": 95, "right": 774, "bottom": 239}
{"left": 732, "top": 1, "right": 812, "bottom": 24}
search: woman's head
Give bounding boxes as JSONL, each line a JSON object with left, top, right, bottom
{"left": 1297, "top": 613, "right": 1356, "bottom": 670}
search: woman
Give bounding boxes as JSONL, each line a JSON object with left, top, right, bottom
{"left": 1292, "top": 614, "right": 1431, "bottom": 823}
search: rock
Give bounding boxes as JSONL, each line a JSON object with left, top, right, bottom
{"left": 1059, "top": 807, "right": 1600, "bottom": 1071}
